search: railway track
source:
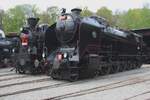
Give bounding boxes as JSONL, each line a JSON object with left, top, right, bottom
{"left": 0, "top": 75, "right": 28, "bottom": 81}
{"left": 0, "top": 66, "right": 150, "bottom": 100}
{"left": 0, "top": 77, "right": 50, "bottom": 88}
{"left": 125, "top": 91, "right": 150, "bottom": 100}
{"left": 0, "top": 74, "right": 29, "bottom": 82}
{"left": 0, "top": 72, "right": 15, "bottom": 77}
{"left": 0, "top": 67, "right": 13, "bottom": 73}
{"left": 0, "top": 69, "right": 150, "bottom": 99}
{"left": 0, "top": 77, "right": 95, "bottom": 97}
{"left": 0, "top": 75, "right": 50, "bottom": 87}
{"left": 44, "top": 75, "right": 150, "bottom": 100}
{"left": 0, "top": 82, "right": 68, "bottom": 97}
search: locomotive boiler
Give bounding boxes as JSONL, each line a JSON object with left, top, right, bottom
{"left": 15, "top": 17, "right": 49, "bottom": 74}
{"left": 49, "top": 8, "right": 144, "bottom": 81}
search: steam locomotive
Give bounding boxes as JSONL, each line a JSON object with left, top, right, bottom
{"left": 0, "top": 30, "right": 19, "bottom": 67}
{"left": 48, "top": 8, "right": 145, "bottom": 81}
{"left": 15, "top": 17, "right": 50, "bottom": 74}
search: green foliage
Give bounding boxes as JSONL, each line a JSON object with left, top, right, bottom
{"left": 81, "top": 7, "right": 93, "bottom": 17}
{"left": 46, "top": 6, "right": 59, "bottom": 25}
{"left": 2, "top": 4, "right": 38, "bottom": 34}
{"left": 96, "top": 7, "right": 113, "bottom": 25}
{"left": 116, "top": 6, "right": 150, "bottom": 29}
{"left": 3, "top": 6, "right": 25, "bottom": 33}
{"left": 38, "top": 11, "right": 51, "bottom": 24}
{"left": 38, "top": 6, "right": 59, "bottom": 25}
{"left": 0, "top": 9, "right": 4, "bottom": 29}
{"left": 1, "top": 4, "right": 150, "bottom": 34}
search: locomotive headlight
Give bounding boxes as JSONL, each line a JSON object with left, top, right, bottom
{"left": 42, "top": 47, "right": 47, "bottom": 58}
{"left": 63, "top": 52, "right": 67, "bottom": 58}
{"left": 12, "top": 48, "right": 15, "bottom": 53}
{"left": 27, "top": 47, "right": 31, "bottom": 53}
{"left": 137, "top": 46, "right": 140, "bottom": 50}
{"left": 57, "top": 54, "right": 62, "bottom": 61}
{"left": 20, "top": 59, "right": 25, "bottom": 66}
{"left": 34, "top": 59, "right": 39, "bottom": 68}
{"left": 42, "top": 52, "right": 45, "bottom": 58}
{"left": 4, "top": 58, "right": 8, "bottom": 64}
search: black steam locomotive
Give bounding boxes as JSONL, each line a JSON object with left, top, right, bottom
{"left": 0, "top": 30, "right": 19, "bottom": 67}
{"left": 15, "top": 17, "right": 50, "bottom": 74}
{"left": 48, "top": 8, "right": 144, "bottom": 81}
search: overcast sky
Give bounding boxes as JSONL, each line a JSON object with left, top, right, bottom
{"left": 0, "top": 0, "right": 150, "bottom": 12}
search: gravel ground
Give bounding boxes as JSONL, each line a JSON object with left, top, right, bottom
{"left": 63, "top": 78, "right": 150, "bottom": 100}
{"left": 0, "top": 74, "right": 26, "bottom": 80}
{"left": 0, "top": 71, "right": 15, "bottom": 76}
{"left": 0, "top": 68, "right": 13, "bottom": 73}
{"left": 0, "top": 65, "right": 150, "bottom": 100}
{"left": 0, "top": 75, "right": 49, "bottom": 87}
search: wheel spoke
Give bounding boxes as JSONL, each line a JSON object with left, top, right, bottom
{"left": 110, "top": 64, "right": 119, "bottom": 74}
{"left": 119, "top": 64, "right": 123, "bottom": 72}
{"left": 69, "top": 75, "right": 79, "bottom": 82}
{"left": 100, "top": 65, "right": 111, "bottom": 75}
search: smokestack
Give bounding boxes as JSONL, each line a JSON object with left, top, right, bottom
{"left": 27, "top": 17, "right": 39, "bottom": 28}
{"left": 71, "top": 8, "right": 82, "bottom": 16}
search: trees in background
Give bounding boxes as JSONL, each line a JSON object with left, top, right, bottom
{"left": 46, "top": 6, "right": 59, "bottom": 25}
{"left": 81, "top": 7, "right": 93, "bottom": 17}
{"left": 1, "top": 4, "right": 150, "bottom": 34}
{"left": 2, "top": 4, "right": 39, "bottom": 34}
{"left": 0, "top": 9, "right": 4, "bottom": 29}
{"left": 116, "top": 7, "right": 150, "bottom": 29}
{"left": 96, "top": 7, "right": 113, "bottom": 25}
{"left": 3, "top": 5, "right": 25, "bottom": 33}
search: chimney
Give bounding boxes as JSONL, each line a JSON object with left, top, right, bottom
{"left": 27, "top": 17, "right": 39, "bottom": 28}
{"left": 71, "top": 8, "right": 82, "bottom": 16}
